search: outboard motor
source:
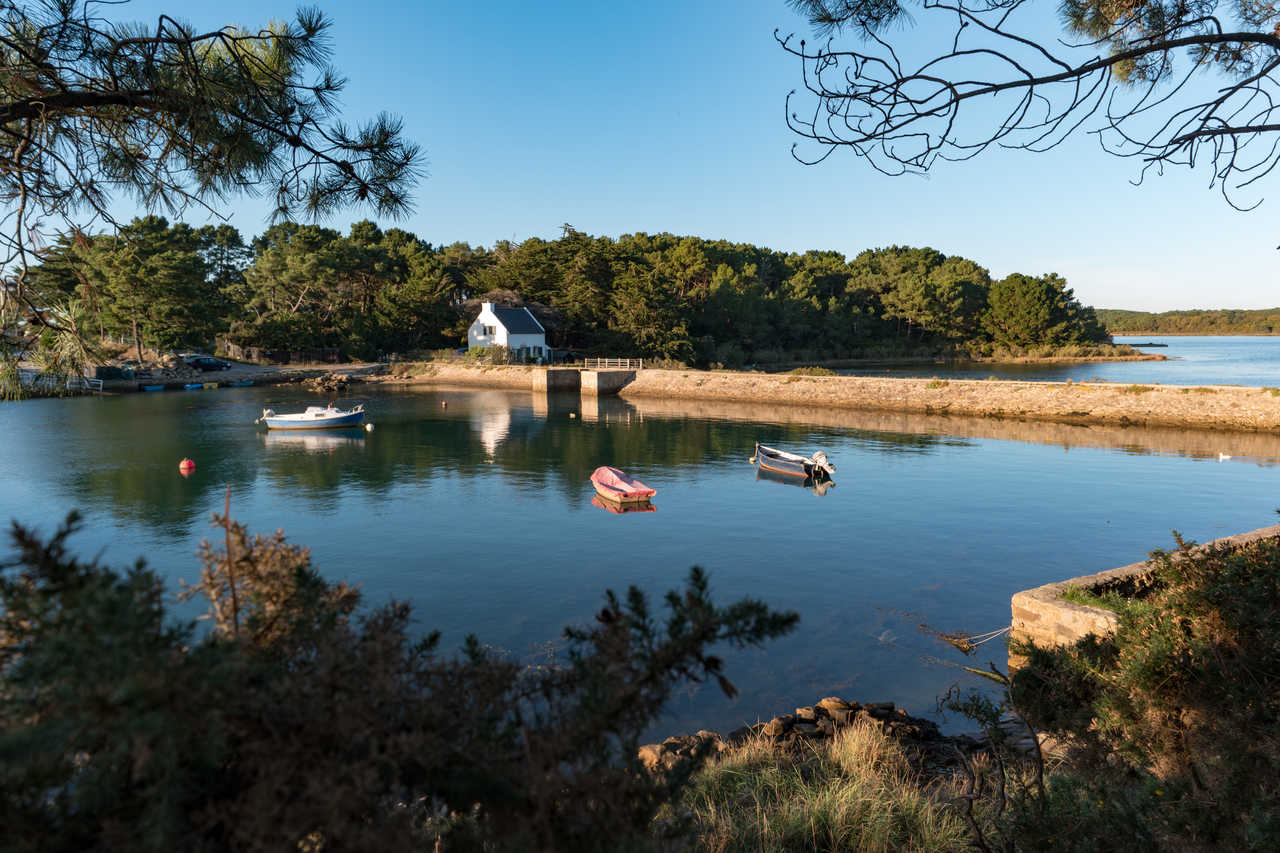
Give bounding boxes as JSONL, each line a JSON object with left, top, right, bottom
{"left": 809, "top": 450, "right": 836, "bottom": 480}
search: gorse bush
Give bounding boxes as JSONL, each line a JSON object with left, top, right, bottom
{"left": 1003, "top": 534, "right": 1280, "bottom": 850}
{"left": 0, "top": 511, "right": 798, "bottom": 851}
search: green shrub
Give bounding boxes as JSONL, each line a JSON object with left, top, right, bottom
{"left": 714, "top": 341, "right": 747, "bottom": 369}
{"left": 642, "top": 356, "right": 688, "bottom": 370}
{"left": 0, "top": 512, "right": 797, "bottom": 851}
{"left": 465, "top": 344, "right": 511, "bottom": 365}
{"left": 1007, "top": 534, "right": 1280, "bottom": 850}
{"left": 787, "top": 365, "right": 836, "bottom": 376}
{"left": 926, "top": 378, "right": 948, "bottom": 389}
{"left": 1058, "top": 584, "right": 1155, "bottom": 619}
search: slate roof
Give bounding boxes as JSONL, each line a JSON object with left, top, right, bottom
{"left": 491, "top": 306, "right": 545, "bottom": 335}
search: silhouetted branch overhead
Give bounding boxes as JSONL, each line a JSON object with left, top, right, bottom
{"left": 0, "top": 1, "right": 424, "bottom": 312}
{"left": 780, "top": 0, "right": 1280, "bottom": 208}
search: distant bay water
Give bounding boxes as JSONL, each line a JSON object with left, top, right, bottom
{"left": 843, "top": 335, "right": 1280, "bottom": 387}
{"left": 3, "top": 368, "right": 1277, "bottom": 739}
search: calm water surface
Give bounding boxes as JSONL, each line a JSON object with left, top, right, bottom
{"left": 849, "top": 335, "right": 1280, "bottom": 386}
{"left": 3, "top": 374, "right": 1278, "bottom": 736}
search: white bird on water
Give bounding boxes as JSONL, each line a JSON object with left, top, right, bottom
{"left": 1219, "top": 452, "right": 1232, "bottom": 462}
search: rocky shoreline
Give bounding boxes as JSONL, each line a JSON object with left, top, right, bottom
{"left": 619, "top": 369, "right": 1280, "bottom": 432}
{"left": 637, "top": 696, "right": 1025, "bottom": 784}
{"left": 95, "top": 362, "right": 385, "bottom": 394}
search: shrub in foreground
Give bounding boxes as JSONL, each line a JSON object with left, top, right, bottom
{"left": 959, "top": 533, "right": 1280, "bottom": 851}
{"left": 0, "top": 511, "right": 797, "bottom": 851}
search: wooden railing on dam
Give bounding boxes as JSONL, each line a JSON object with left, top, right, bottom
{"left": 583, "top": 357, "right": 643, "bottom": 370}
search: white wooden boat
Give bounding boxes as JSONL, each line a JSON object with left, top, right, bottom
{"left": 756, "top": 467, "right": 836, "bottom": 496}
{"left": 257, "top": 403, "right": 365, "bottom": 430}
{"left": 752, "top": 443, "right": 835, "bottom": 480}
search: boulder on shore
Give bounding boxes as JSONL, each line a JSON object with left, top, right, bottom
{"left": 304, "top": 372, "right": 361, "bottom": 393}
{"left": 638, "top": 695, "right": 988, "bottom": 784}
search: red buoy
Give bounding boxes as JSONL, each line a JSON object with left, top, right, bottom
{"left": 178, "top": 458, "right": 196, "bottom": 476}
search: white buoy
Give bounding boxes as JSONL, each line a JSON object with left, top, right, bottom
{"left": 365, "top": 423, "right": 374, "bottom": 432}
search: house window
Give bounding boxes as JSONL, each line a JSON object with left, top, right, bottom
{"left": 483, "top": 325, "right": 496, "bottom": 336}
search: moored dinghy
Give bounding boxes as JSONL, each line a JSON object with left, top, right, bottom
{"left": 257, "top": 402, "right": 366, "bottom": 430}
{"left": 756, "top": 466, "right": 836, "bottom": 496}
{"left": 589, "top": 466, "right": 657, "bottom": 506}
{"left": 752, "top": 443, "right": 836, "bottom": 481}
{"left": 590, "top": 495, "right": 657, "bottom": 514}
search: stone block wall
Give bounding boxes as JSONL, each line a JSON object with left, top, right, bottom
{"left": 531, "top": 368, "right": 581, "bottom": 392}
{"left": 1011, "top": 523, "right": 1280, "bottom": 649}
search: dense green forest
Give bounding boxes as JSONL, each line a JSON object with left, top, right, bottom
{"left": 1098, "top": 307, "right": 1280, "bottom": 335}
{"left": 27, "top": 219, "right": 1109, "bottom": 366}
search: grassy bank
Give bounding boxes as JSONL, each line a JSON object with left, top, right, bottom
{"left": 659, "top": 726, "right": 972, "bottom": 852}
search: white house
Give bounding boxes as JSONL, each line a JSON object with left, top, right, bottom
{"left": 467, "top": 302, "right": 550, "bottom": 362}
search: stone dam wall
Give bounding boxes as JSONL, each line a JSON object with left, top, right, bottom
{"left": 1011, "top": 523, "right": 1280, "bottom": 649}
{"left": 379, "top": 364, "right": 1280, "bottom": 433}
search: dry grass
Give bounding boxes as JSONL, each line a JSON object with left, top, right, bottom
{"left": 665, "top": 724, "right": 969, "bottom": 852}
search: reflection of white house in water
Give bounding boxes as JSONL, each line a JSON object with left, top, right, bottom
{"left": 467, "top": 302, "right": 549, "bottom": 362}
{"left": 471, "top": 405, "right": 512, "bottom": 457}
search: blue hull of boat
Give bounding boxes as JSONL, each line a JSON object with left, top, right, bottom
{"left": 264, "top": 411, "right": 365, "bottom": 430}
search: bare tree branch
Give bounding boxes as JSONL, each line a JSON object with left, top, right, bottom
{"left": 781, "top": 0, "right": 1280, "bottom": 210}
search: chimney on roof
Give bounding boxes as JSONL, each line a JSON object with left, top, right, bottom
{"left": 481, "top": 301, "right": 493, "bottom": 312}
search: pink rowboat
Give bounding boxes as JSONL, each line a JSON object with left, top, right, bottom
{"left": 591, "top": 495, "right": 657, "bottom": 514}
{"left": 590, "top": 466, "right": 657, "bottom": 506}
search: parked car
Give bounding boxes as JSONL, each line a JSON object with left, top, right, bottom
{"left": 186, "top": 356, "right": 232, "bottom": 372}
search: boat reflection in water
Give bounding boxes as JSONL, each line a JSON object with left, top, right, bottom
{"left": 590, "top": 495, "right": 657, "bottom": 514}
{"left": 262, "top": 429, "right": 366, "bottom": 453}
{"left": 755, "top": 467, "right": 836, "bottom": 497}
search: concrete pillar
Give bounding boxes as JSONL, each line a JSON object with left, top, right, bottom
{"left": 580, "top": 369, "right": 635, "bottom": 396}
{"left": 532, "top": 368, "right": 581, "bottom": 392}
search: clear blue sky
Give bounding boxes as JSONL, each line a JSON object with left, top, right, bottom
{"left": 115, "top": 0, "right": 1278, "bottom": 311}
